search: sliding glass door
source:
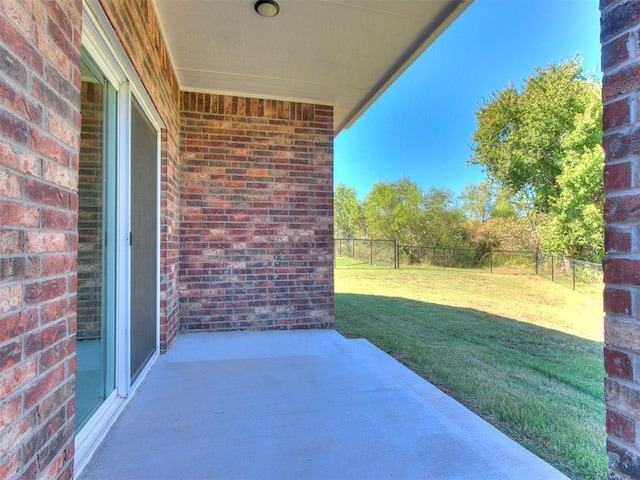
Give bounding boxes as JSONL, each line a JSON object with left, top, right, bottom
{"left": 76, "top": 52, "right": 117, "bottom": 429}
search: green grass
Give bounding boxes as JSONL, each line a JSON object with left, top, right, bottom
{"left": 334, "top": 258, "right": 606, "bottom": 480}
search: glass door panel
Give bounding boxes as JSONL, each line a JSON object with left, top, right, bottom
{"left": 76, "top": 53, "right": 116, "bottom": 429}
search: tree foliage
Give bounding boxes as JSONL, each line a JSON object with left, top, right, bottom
{"left": 362, "top": 177, "right": 425, "bottom": 245}
{"left": 470, "top": 58, "right": 601, "bottom": 214}
{"left": 334, "top": 60, "right": 603, "bottom": 261}
{"left": 459, "top": 180, "right": 493, "bottom": 222}
{"left": 469, "top": 58, "right": 603, "bottom": 260}
{"left": 334, "top": 183, "right": 364, "bottom": 238}
{"left": 421, "top": 187, "right": 469, "bottom": 247}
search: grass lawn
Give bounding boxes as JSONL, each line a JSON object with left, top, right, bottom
{"left": 334, "top": 258, "right": 606, "bottom": 480}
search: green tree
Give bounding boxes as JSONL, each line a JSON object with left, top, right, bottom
{"left": 470, "top": 58, "right": 603, "bottom": 259}
{"left": 470, "top": 58, "right": 601, "bottom": 213}
{"left": 422, "top": 187, "right": 469, "bottom": 247}
{"left": 490, "top": 188, "right": 518, "bottom": 219}
{"left": 334, "top": 183, "right": 364, "bottom": 238}
{"left": 459, "top": 181, "right": 493, "bottom": 222}
{"left": 363, "top": 176, "right": 424, "bottom": 244}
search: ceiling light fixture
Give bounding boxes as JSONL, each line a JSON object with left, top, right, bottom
{"left": 255, "top": 0, "right": 280, "bottom": 18}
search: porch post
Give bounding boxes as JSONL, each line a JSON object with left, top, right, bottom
{"left": 601, "top": 1, "right": 640, "bottom": 477}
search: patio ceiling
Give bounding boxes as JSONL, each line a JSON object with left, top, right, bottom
{"left": 152, "top": 0, "right": 472, "bottom": 133}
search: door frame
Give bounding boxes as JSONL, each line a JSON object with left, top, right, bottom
{"left": 76, "top": 3, "right": 164, "bottom": 475}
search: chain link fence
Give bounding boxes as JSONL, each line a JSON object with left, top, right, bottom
{"left": 536, "top": 253, "right": 603, "bottom": 291}
{"left": 335, "top": 238, "right": 397, "bottom": 268}
{"left": 335, "top": 238, "right": 603, "bottom": 291}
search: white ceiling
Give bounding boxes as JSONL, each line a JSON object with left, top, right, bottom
{"left": 153, "top": 0, "right": 471, "bottom": 133}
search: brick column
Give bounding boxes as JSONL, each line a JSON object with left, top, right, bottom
{"left": 0, "top": 1, "right": 81, "bottom": 479}
{"left": 601, "top": 1, "right": 640, "bottom": 477}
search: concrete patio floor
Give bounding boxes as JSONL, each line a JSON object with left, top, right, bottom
{"left": 79, "top": 330, "right": 567, "bottom": 479}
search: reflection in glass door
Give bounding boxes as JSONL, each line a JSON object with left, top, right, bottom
{"left": 76, "top": 52, "right": 116, "bottom": 429}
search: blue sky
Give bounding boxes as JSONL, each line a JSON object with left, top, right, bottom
{"left": 334, "top": 0, "right": 601, "bottom": 199}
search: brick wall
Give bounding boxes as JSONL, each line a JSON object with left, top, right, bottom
{"left": 0, "top": 1, "right": 81, "bottom": 479}
{"left": 99, "top": 0, "right": 182, "bottom": 351}
{"left": 180, "top": 93, "right": 335, "bottom": 331}
{"left": 601, "top": 1, "right": 640, "bottom": 478}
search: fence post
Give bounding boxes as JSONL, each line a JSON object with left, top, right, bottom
{"left": 490, "top": 250, "right": 493, "bottom": 274}
{"left": 352, "top": 239, "right": 355, "bottom": 259}
{"left": 551, "top": 256, "right": 555, "bottom": 282}
{"left": 369, "top": 240, "right": 373, "bottom": 266}
{"left": 395, "top": 241, "right": 399, "bottom": 269}
{"left": 535, "top": 250, "right": 539, "bottom": 275}
{"left": 572, "top": 260, "right": 576, "bottom": 291}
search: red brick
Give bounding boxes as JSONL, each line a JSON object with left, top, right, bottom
{"left": 0, "top": 311, "right": 27, "bottom": 344}
{"left": 0, "top": 76, "right": 44, "bottom": 125}
{"left": 48, "top": 2, "right": 73, "bottom": 43}
{"left": 605, "top": 288, "right": 633, "bottom": 316}
{"left": 29, "top": 128, "right": 70, "bottom": 165}
{"left": 0, "top": 1, "right": 32, "bottom": 37}
{"left": 24, "top": 278, "right": 67, "bottom": 305}
{"left": 34, "top": 26, "right": 72, "bottom": 82}
{"left": 0, "top": 109, "right": 29, "bottom": 145}
{"left": 23, "top": 405, "right": 65, "bottom": 460}
{"left": 603, "top": 64, "right": 640, "bottom": 101}
{"left": 26, "top": 178, "right": 69, "bottom": 208}
{"left": 32, "top": 77, "right": 72, "bottom": 121}
{"left": 26, "top": 232, "right": 68, "bottom": 253}
{"left": 24, "top": 364, "right": 64, "bottom": 410}
{"left": 604, "top": 162, "right": 632, "bottom": 191}
{"left": 0, "top": 168, "right": 23, "bottom": 198}
{"left": 24, "top": 321, "right": 67, "bottom": 358}
{"left": 0, "top": 340, "right": 22, "bottom": 370}
{"left": 0, "top": 413, "right": 35, "bottom": 458}
{"left": 605, "top": 226, "right": 632, "bottom": 253}
{"left": 604, "top": 194, "right": 640, "bottom": 222}
{"left": 0, "top": 15, "right": 43, "bottom": 75}
{"left": 604, "top": 258, "right": 640, "bottom": 285}
{"left": 38, "top": 337, "right": 74, "bottom": 371}
{"left": 0, "top": 200, "right": 39, "bottom": 228}
{"left": 0, "top": 230, "right": 24, "bottom": 255}
{"left": 45, "top": 62, "right": 79, "bottom": 106}
{"left": 42, "top": 209, "right": 75, "bottom": 231}
{"left": 42, "top": 159, "right": 76, "bottom": 189}
{"left": 0, "top": 396, "right": 21, "bottom": 431}
{"left": 0, "top": 359, "right": 36, "bottom": 399}
{"left": 41, "top": 254, "right": 75, "bottom": 277}
{"left": 605, "top": 346, "right": 634, "bottom": 379}
{"left": 602, "top": 33, "right": 632, "bottom": 70}
{"left": 0, "top": 285, "right": 22, "bottom": 314}
{"left": 40, "top": 297, "right": 73, "bottom": 325}
{"left": 603, "top": 98, "right": 631, "bottom": 132}
{"left": 601, "top": 1, "right": 640, "bottom": 43}
{"left": 0, "top": 43, "right": 27, "bottom": 88}
{"left": 37, "top": 432, "right": 73, "bottom": 480}
{"left": 0, "top": 451, "right": 20, "bottom": 480}
{"left": 607, "top": 410, "right": 636, "bottom": 444}
{"left": 0, "top": 141, "right": 40, "bottom": 176}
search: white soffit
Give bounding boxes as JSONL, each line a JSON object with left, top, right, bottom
{"left": 153, "top": 0, "right": 471, "bottom": 133}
